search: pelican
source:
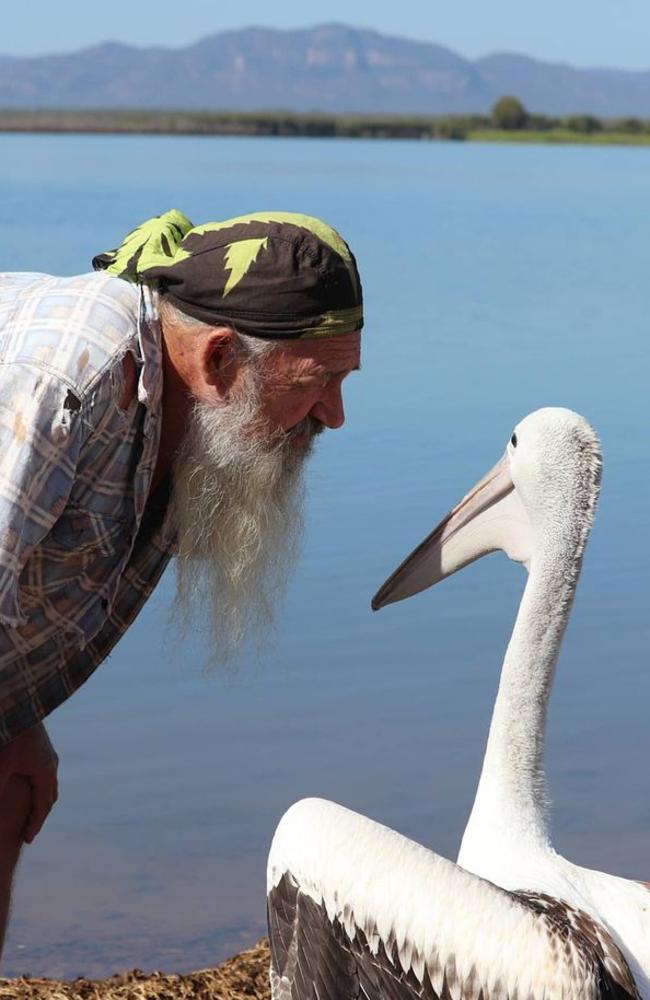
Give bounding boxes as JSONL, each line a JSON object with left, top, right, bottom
{"left": 266, "top": 407, "right": 650, "bottom": 999}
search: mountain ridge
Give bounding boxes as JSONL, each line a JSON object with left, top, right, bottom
{"left": 1, "top": 24, "right": 649, "bottom": 117}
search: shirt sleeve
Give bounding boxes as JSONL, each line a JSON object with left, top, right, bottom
{"left": 0, "top": 362, "right": 84, "bottom": 627}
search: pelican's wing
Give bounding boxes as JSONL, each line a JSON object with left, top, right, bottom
{"left": 267, "top": 799, "right": 640, "bottom": 1000}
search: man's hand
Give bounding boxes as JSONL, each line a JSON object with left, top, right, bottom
{"left": 0, "top": 723, "right": 58, "bottom": 844}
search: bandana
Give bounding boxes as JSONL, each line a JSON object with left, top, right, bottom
{"left": 92, "top": 209, "right": 363, "bottom": 340}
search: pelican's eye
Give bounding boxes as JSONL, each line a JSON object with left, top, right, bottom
{"left": 510, "top": 433, "right": 518, "bottom": 448}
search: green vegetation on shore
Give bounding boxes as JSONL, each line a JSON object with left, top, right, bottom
{"left": 2, "top": 97, "right": 650, "bottom": 145}
{"left": 468, "top": 128, "right": 650, "bottom": 145}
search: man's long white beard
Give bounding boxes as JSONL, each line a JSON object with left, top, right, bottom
{"left": 170, "top": 374, "right": 315, "bottom": 667}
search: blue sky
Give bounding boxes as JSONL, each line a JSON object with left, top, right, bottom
{"left": 6, "top": 0, "right": 650, "bottom": 70}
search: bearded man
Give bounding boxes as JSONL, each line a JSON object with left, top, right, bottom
{"left": 0, "top": 210, "right": 363, "bottom": 953}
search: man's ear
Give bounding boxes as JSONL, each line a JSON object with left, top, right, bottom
{"left": 201, "top": 327, "right": 239, "bottom": 397}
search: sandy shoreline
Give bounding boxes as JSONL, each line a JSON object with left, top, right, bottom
{"left": 0, "top": 939, "right": 271, "bottom": 999}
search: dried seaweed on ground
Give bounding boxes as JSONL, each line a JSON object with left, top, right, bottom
{"left": 0, "top": 938, "right": 271, "bottom": 1000}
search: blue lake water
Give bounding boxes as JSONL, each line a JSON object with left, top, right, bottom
{"left": 1, "top": 134, "right": 649, "bottom": 978}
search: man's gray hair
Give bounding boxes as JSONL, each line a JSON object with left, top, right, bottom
{"left": 158, "top": 295, "right": 276, "bottom": 364}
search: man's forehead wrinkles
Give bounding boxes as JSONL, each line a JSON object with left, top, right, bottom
{"left": 318, "top": 340, "right": 361, "bottom": 358}
{"left": 280, "top": 331, "right": 360, "bottom": 357}
{"left": 281, "top": 348, "right": 358, "bottom": 368}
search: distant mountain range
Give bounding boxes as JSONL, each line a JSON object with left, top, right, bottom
{"left": 2, "top": 24, "right": 650, "bottom": 117}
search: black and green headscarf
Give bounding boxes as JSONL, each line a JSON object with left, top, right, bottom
{"left": 93, "top": 209, "right": 363, "bottom": 340}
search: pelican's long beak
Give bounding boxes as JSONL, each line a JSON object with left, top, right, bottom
{"left": 372, "top": 453, "right": 531, "bottom": 611}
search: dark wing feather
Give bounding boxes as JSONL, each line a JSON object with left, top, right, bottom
{"left": 515, "top": 891, "right": 642, "bottom": 1000}
{"left": 269, "top": 872, "right": 360, "bottom": 999}
{"left": 268, "top": 874, "right": 641, "bottom": 1000}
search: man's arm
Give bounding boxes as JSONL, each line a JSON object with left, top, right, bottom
{"left": 0, "top": 360, "right": 86, "bottom": 838}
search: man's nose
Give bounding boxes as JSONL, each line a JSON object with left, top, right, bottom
{"left": 312, "top": 385, "right": 345, "bottom": 429}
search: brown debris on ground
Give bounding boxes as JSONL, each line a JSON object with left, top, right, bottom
{"left": 0, "top": 939, "right": 271, "bottom": 1000}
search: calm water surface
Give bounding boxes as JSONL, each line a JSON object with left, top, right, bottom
{"left": 1, "top": 134, "right": 649, "bottom": 977}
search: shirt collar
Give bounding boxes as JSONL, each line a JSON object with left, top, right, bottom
{"left": 136, "top": 284, "right": 164, "bottom": 414}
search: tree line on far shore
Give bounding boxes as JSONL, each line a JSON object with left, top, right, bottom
{"left": 489, "top": 95, "right": 649, "bottom": 136}
{"left": 1, "top": 97, "right": 649, "bottom": 141}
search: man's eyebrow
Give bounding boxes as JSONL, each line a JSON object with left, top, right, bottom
{"left": 305, "top": 358, "right": 361, "bottom": 376}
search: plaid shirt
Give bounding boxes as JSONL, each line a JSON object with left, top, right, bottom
{"left": 0, "top": 271, "right": 174, "bottom": 746}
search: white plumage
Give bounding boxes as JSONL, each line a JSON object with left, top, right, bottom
{"left": 267, "top": 408, "right": 649, "bottom": 999}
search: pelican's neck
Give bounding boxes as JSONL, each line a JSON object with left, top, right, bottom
{"left": 458, "top": 534, "right": 583, "bottom": 870}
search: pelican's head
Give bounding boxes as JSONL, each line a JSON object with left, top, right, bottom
{"left": 372, "top": 407, "right": 602, "bottom": 611}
